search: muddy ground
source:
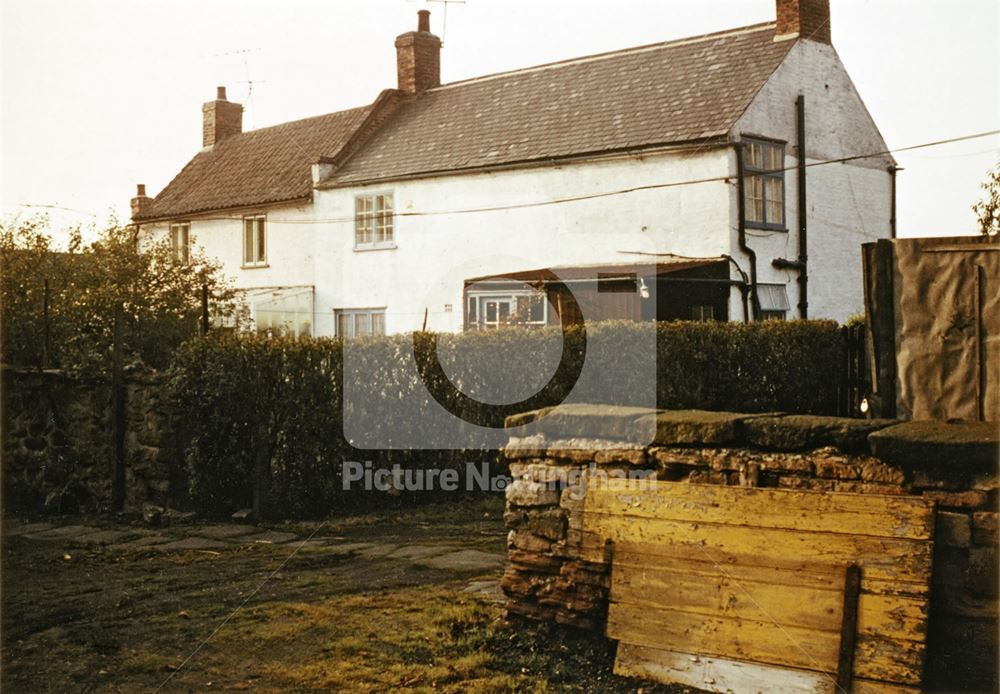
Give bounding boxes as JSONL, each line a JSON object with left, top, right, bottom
{"left": 2, "top": 497, "right": 688, "bottom": 693}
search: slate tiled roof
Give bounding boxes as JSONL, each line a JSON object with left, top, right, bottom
{"left": 135, "top": 106, "right": 371, "bottom": 220}
{"left": 139, "top": 22, "right": 793, "bottom": 218}
{"left": 329, "top": 22, "right": 792, "bottom": 186}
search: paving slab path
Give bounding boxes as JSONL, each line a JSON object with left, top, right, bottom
{"left": 1, "top": 500, "right": 516, "bottom": 693}
{"left": 3, "top": 507, "right": 507, "bottom": 596}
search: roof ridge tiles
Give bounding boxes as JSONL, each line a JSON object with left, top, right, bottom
{"left": 430, "top": 22, "right": 777, "bottom": 93}
{"left": 135, "top": 19, "right": 796, "bottom": 220}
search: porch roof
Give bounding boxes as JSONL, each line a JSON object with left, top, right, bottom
{"left": 465, "top": 257, "right": 727, "bottom": 285}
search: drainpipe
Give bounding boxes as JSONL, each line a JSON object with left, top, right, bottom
{"left": 735, "top": 144, "right": 760, "bottom": 321}
{"left": 795, "top": 94, "right": 808, "bottom": 319}
{"left": 720, "top": 254, "right": 751, "bottom": 323}
{"left": 889, "top": 165, "right": 899, "bottom": 239}
{"left": 772, "top": 95, "right": 808, "bottom": 318}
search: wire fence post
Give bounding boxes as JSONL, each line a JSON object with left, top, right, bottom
{"left": 42, "top": 279, "right": 50, "bottom": 369}
{"left": 252, "top": 419, "right": 269, "bottom": 521}
{"left": 111, "top": 303, "right": 127, "bottom": 512}
{"left": 200, "top": 283, "right": 209, "bottom": 336}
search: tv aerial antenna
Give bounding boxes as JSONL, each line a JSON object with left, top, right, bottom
{"left": 214, "top": 47, "right": 266, "bottom": 128}
{"left": 425, "top": 0, "right": 465, "bottom": 46}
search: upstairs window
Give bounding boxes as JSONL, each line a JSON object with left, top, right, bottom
{"left": 743, "top": 139, "right": 785, "bottom": 229}
{"left": 170, "top": 222, "right": 190, "bottom": 263}
{"left": 243, "top": 215, "right": 266, "bottom": 267}
{"left": 355, "top": 194, "right": 394, "bottom": 248}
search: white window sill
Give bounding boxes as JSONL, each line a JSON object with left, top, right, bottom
{"left": 353, "top": 243, "right": 397, "bottom": 252}
{"left": 745, "top": 223, "right": 787, "bottom": 233}
{"left": 241, "top": 263, "right": 270, "bottom": 269}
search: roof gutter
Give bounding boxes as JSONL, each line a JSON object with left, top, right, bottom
{"left": 315, "top": 137, "right": 730, "bottom": 190}
{"left": 132, "top": 195, "right": 313, "bottom": 225}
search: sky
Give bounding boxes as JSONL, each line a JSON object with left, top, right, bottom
{"left": 1, "top": 0, "right": 998, "bottom": 240}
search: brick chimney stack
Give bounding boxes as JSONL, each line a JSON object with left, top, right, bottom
{"left": 775, "top": 0, "right": 831, "bottom": 43}
{"left": 202, "top": 86, "right": 243, "bottom": 148}
{"left": 395, "top": 10, "right": 441, "bottom": 94}
{"left": 130, "top": 183, "right": 152, "bottom": 219}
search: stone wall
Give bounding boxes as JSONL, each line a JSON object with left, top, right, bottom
{"left": 500, "top": 405, "right": 999, "bottom": 692}
{"left": 2, "top": 367, "right": 181, "bottom": 515}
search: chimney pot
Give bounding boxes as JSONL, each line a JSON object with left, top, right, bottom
{"left": 395, "top": 11, "right": 441, "bottom": 94}
{"left": 202, "top": 86, "right": 243, "bottom": 147}
{"left": 775, "top": 0, "right": 831, "bottom": 43}
{"left": 131, "top": 183, "right": 152, "bottom": 220}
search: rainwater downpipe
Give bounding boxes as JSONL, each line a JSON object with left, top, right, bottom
{"left": 889, "top": 165, "right": 899, "bottom": 239}
{"left": 796, "top": 94, "right": 808, "bottom": 319}
{"left": 771, "top": 95, "right": 808, "bottom": 318}
{"left": 720, "top": 254, "right": 751, "bottom": 323}
{"left": 735, "top": 143, "right": 760, "bottom": 321}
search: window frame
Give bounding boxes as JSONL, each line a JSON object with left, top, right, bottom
{"left": 691, "top": 305, "right": 715, "bottom": 322}
{"left": 756, "top": 283, "right": 791, "bottom": 321}
{"left": 354, "top": 192, "right": 396, "bottom": 250}
{"left": 169, "top": 222, "right": 191, "bottom": 264}
{"left": 334, "top": 308, "right": 387, "bottom": 340}
{"left": 465, "top": 288, "right": 549, "bottom": 330}
{"left": 742, "top": 137, "right": 787, "bottom": 231}
{"left": 242, "top": 214, "right": 267, "bottom": 268}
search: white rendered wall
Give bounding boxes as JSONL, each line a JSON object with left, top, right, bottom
{"left": 731, "top": 38, "right": 894, "bottom": 323}
{"left": 136, "top": 202, "right": 318, "bottom": 333}
{"left": 137, "top": 201, "right": 317, "bottom": 291}
{"left": 312, "top": 147, "right": 733, "bottom": 335}
{"left": 138, "top": 37, "right": 891, "bottom": 334}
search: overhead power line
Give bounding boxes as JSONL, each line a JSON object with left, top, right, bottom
{"left": 142, "top": 128, "right": 1000, "bottom": 226}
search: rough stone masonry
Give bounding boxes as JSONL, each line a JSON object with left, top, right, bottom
{"left": 500, "top": 404, "right": 999, "bottom": 692}
{"left": 2, "top": 366, "right": 180, "bottom": 515}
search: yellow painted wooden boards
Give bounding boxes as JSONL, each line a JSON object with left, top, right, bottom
{"left": 581, "top": 479, "right": 935, "bottom": 690}
{"left": 585, "top": 482, "right": 935, "bottom": 540}
{"left": 607, "top": 545, "right": 848, "bottom": 674}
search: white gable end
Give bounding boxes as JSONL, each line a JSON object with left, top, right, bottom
{"left": 731, "top": 38, "right": 894, "bottom": 323}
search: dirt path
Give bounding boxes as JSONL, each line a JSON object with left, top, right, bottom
{"left": 2, "top": 499, "right": 509, "bottom": 692}
{"left": 4, "top": 499, "right": 689, "bottom": 693}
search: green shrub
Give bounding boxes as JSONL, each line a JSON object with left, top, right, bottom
{"left": 167, "top": 334, "right": 349, "bottom": 517}
{"left": 0, "top": 216, "right": 242, "bottom": 374}
{"left": 167, "top": 320, "right": 843, "bottom": 517}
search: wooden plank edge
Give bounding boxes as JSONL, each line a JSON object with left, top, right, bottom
{"left": 836, "top": 563, "right": 862, "bottom": 692}
{"left": 585, "top": 482, "right": 935, "bottom": 540}
{"left": 614, "top": 643, "right": 922, "bottom": 694}
{"left": 577, "top": 525, "right": 933, "bottom": 586}
{"left": 582, "top": 504, "right": 934, "bottom": 544}
{"left": 614, "top": 642, "right": 837, "bottom": 694}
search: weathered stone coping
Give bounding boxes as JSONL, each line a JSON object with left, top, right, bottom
{"left": 506, "top": 403, "right": 998, "bottom": 468}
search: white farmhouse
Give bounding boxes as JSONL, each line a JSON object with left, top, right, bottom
{"left": 131, "top": 0, "right": 895, "bottom": 337}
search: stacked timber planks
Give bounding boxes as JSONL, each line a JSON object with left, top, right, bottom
{"left": 580, "top": 479, "right": 935, "bottom": 693}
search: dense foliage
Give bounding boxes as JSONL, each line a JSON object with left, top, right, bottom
{"left": 167, "top": 320, "right": 844, "bottom": 517}
{"left": 973, "top": 161, "right": 1000, "bottom": 237}
{"left": 0, "top": 216, "right": 241, "bottom": 373}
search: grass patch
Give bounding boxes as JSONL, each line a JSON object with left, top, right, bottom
{"left": 3, "top": 499, "right": 691, "bottom": 692}
{"left": 144, "top": 583, "right": 690, "bottom": 693}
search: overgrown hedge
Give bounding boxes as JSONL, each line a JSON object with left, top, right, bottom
{"left": 167, "top": 320, "right": 844, "bottom": 517}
